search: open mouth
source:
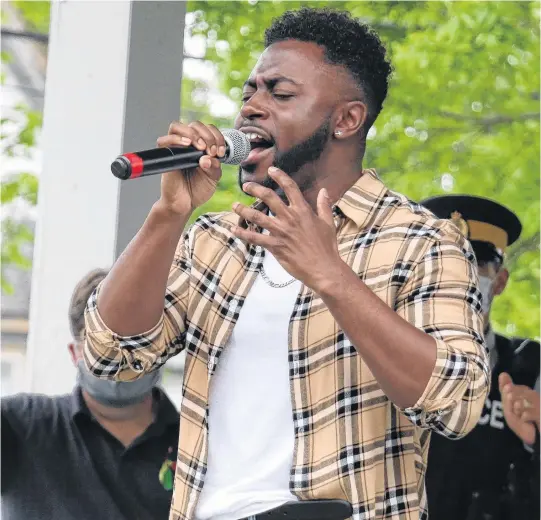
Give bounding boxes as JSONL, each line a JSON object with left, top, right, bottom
{"left": 241, "top": 131, "right": 275, "bottom": 166}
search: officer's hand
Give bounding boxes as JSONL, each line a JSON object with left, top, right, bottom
{"left": 499, "top": 372, "right": 540, "bottom": 446}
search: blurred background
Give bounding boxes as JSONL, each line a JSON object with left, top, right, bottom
{"left": 1, "top": 0, "right": 539, "bottom": 406}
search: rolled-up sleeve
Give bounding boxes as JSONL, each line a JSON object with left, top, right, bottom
{"left": 83, "top": 229, "right": 192, "bottom": 381}
{"left": 395, "top": 229, "right": 490, "bottom": 439}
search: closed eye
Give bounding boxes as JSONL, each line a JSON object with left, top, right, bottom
{"left": 273, "top": 93, "right": 294, "bottom": 100}
{"left": 241, "top": 91, "right": 294, "bottom": 103}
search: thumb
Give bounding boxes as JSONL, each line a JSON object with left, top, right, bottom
{"left": 317, "top": 188, "right": 334, "bottom": 228}
{"left": 499, "top": 372, "right": 513, "bottom": 393}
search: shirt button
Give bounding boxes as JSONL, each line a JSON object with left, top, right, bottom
{"left": 437, "top": 409, "right": 444, "bottom": 415}
{"left": 298, "top": 427, "right": 305, "bottom": 434}
{"left": 207, "top": 361, "right": 213, "bottom": 370}
{"left": 133, "top": 361, "right": 142, "bottom": 371}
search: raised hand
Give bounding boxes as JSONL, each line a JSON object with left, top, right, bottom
{"left": 499, "top": 372, "right": 540, "bottom": 446}
{"left": 232, "top": 166, "right": 343, "bottom": 292}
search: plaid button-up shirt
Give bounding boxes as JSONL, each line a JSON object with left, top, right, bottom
{"left": 84, "top": 170, "right": 489, "bottom": 520}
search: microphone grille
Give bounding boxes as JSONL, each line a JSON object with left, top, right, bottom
{"left": 221, "top": 129, "right": 251, "bottom": 165}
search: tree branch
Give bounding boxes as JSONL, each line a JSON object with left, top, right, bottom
{"left": 1, "top": 28, "right": 204, "bottom": 60}
{"left": 506, "top": 233, "right": 540, "bottom": 266}
{"left": 1, "top": 28, "right": 48, "bottom": 44}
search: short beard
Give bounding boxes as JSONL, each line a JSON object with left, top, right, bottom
{"left": 238, "top": 117, "right": 331, "bottom": 198}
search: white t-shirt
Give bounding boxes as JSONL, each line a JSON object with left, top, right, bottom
{"left": 195, "top": 245, "right": 301, "bottom": 520}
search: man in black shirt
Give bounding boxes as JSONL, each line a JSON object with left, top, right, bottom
{"left": 421, "top": 195, "right": 540, "bottom": 520}
{"left": 1, "top": 268, "right": 180, "bottom": 520}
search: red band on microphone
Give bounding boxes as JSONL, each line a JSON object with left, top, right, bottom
{"left": 123, "top": 153, "right": 144, "bottom": 178}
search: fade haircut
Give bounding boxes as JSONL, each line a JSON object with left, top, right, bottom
{"left": 264, "top": 7, "right": 392, "bottom": 133}
{"left": 68, "top": 268, "right": 109, "bottom": 340}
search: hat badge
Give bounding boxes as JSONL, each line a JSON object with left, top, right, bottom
{"left": 450, "top": 211, "right": 469, "bottom": 237}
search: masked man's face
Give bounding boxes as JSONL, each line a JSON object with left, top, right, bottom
{"left": 477, "top": 263, "right": 509, "bottom": 327}
{"left": 68, "top": 341, "right": 160, "bottom": 408}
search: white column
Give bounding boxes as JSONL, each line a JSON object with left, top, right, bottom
{"left": 25, "top": 0, "right": 186, "bottom": 394}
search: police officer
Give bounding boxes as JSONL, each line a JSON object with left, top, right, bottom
{"left": 421, "top": 195, "right": 540, "bottom": 520}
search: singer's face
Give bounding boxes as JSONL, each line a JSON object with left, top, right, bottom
{"left": 234, "top": 41, "right": 341, "bottom": 192}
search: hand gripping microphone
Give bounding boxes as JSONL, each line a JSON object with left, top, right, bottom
{"left": 111, "top": 129, "right": 251, "bottom": 180}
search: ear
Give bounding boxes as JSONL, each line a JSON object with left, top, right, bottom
{"left": 333, "top": 101, "right": 368, "bottom": 140}
{"left": 493, "top": 267, "right": 509, "bottom": 296}
{"left": 68, "top": 342, "right": 82, "bottom": 366}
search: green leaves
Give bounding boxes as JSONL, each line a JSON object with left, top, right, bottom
{"left": 18, "top": 109, "right": 42, "bottom": 148}
{"left": 1, "top": 0, "right": 48, "bottom": 291}
{"left": 1, "top": 104, "right": 43, "bottom": 157}
{"left": 11, "top": 1, "right": 51, "bottom": 34}
{"left": 1, "top": 51, "right": 12, "bottom": 64}
{"left": 3, "top": 1, "right": 538, "bottom": 339}
{"left": 1, "top": 43, "right": 41, "bottom": 293}
{"left": 1, "top": 171, "right": 38, "bottom": 293}
{"left": 185, "top": 0, "right": 540, "bottom": 339}
{"left": 1, "top": 173, "right": 38, "bottom": 206}
{"left": 1, "top": 218, "right": 34, "bottom": 295}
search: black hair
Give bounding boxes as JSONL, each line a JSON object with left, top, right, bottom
{"left": 470, "top": 240, "right": 504, "bottom": 269}
{"left": 69, "top": 268, "right": 109, "bottom": 340}
{"left": 264, "top": 7, "right": 392, "bottom": 134}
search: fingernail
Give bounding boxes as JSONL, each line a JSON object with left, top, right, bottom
{"left": 268, "top": 167, "right": 278, "bottom": 174}
{"left": 218, "top": 146, "right": 226, "bottom": 157}
{"left": 201, "top": 157, "right": 211, "bottom": 169}
{"left": 197, "top": 138, "right": 206, "bottom": 149}
{"left": 232, "top": 202, "right": 239, "bottom": 210}
{"left": 180, "top": 137, "right": 191, "bottom": 145}
{"left": 322, "top": 188, "right": 330, "bottom": 199}
{"left": 210, "top": 145, "right": 217, "bottom": 156}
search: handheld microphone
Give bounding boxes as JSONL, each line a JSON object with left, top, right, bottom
{"left": 111, "top": 129, "right": 251, "bottom": 180}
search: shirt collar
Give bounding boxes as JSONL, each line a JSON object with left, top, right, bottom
{"left": 335, "top": 169, "right": 386, "bottom": 229}
{"left": 239, "top": 169, "right": 386, "bottom": 231}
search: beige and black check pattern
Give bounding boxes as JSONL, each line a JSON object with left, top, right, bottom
{"left": 85, "top": 170, "right": 489, "bottom": 520}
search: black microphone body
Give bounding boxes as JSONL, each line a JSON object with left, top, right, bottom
{"left": 111, "top": 129, "right": 251, "bottom": 180}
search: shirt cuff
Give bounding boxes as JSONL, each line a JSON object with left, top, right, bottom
{"left": 84, "top": 283, "right": 165, "bottom": 378}
{"left": 399, "top": 337, "right": 488, "bottom": 437}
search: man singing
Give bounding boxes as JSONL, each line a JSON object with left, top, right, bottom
{"left": 84, "top": 8, "right": 489, "bottom": 520}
